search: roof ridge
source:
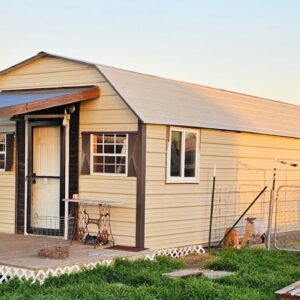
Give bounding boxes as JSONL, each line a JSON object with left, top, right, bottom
{"left": 97, "top": 63, "right": 298, "bottom": 109}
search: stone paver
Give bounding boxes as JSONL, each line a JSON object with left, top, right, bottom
{"left": 163, "top": 268, "right": 235, "bottom": 279}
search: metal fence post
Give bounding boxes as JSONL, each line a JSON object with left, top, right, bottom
{"left": 267, "top": 167, "right": 276, "bottom": 250}
{"left": 208, "top": 165, "right": 216, "bottom": 251}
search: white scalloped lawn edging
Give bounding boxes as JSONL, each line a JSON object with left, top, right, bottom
{"left": 0, "top": 244, "right": 205, "bottom": 284}
{"left": 146, "top": 245, "right": 205, "bottom": 261}
{"left": 0, "top": 259, "right": 113, "bottom": 284}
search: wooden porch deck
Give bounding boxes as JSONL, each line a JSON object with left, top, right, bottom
{"left": 0, "top": 233, "right": 150, "bottom": 271}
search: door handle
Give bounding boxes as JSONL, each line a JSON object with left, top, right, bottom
{"left": 32, "top": 173, "right": 36, "bottom": 184}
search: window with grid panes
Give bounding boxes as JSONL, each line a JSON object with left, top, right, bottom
{"left": 91, "top": 133, "right": 128, "bottom": 175}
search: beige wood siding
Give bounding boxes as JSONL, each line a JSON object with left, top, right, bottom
{"left": 79, "top": 176, "right": 137, "bottom": 246}
{"left": 0, "top": 118, "right": 15, "bottom": 233}
{"left": 0, "top": 57, "right": 138, "bottom": 244}
{"left": 0, "top": 57, "right": 138, "bottom": 132}
{"left": 145, "top": 125, "right": 300, "bottom": 249}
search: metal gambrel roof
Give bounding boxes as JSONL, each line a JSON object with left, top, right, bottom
{"left": 1, "top": 52, "right": 300, "bottom": 138}
{"left": 96, "top": 64, "right": 300, "bottom": 138}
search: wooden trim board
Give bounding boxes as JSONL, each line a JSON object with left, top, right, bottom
{"left": 0, "top": 86, "right": 99, "bottom": 117}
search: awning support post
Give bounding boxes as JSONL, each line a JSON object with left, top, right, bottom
{"left": 64, "top": 113, "right": 70, "bottom": 240}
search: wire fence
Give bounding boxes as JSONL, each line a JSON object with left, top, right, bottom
{"left": 208, "top": 160, "right": 300, "bottom": 251}
{"left": 209, "top": 187, "right": 269, "bottom": 247}
{"left": 274, "top": 185, "right": 300, "bottom": 251}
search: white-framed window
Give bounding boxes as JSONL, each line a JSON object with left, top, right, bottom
{"left": 167, "top": 127, "right": 200, "bottom": 183}
{"left": 0, "top": 134, "right": 6, "bottom": 171}
{"left": 91, "top": 133, "right": 128, "bottom": 176}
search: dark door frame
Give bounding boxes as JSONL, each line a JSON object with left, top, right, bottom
{"left": 26, "top": 119, "right": 66, "bottom": 235}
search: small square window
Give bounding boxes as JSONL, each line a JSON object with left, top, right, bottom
{"left": 91, "top": 133, "right": 128, "bottom": 176}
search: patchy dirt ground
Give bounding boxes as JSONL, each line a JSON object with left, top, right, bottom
{"left": 177, "top": 252, "right": 216, "bottom": 268}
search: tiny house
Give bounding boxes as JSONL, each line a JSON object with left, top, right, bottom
{"left": 1, "top": 52, "right": 300, "bottom": 249}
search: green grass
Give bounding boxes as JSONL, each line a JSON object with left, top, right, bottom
{"left": 1, "top": 249, "right": 300, "bottom": 299}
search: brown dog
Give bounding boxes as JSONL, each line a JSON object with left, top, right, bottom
{"left": 223, "top": 228, "right": 240, "bottom": 249}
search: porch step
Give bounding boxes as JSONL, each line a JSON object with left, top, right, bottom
{"left": 276, "top": 281, "right": 300, "bottom": 299}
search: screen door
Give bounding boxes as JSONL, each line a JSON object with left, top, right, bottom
{"left": 30, "top": 126, "right": 61, "bottom": 229}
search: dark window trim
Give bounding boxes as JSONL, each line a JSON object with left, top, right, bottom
{"left": 135, "top": 122, "right": 146, "bottom": 248}
{"left": 91, "top": 133, "right": 129, "bottom": 176}
{"left": 81, "top": 131, "right": 139, "bottom": 176}
{"left": 81, "top": 131, "right": 138, "bottom": 135}
{"left": 15, "top": 119, "right": 25, "bottom": 233}
{"left": 0, "top": 133, "right": 6, "bottom": 171}
{"left": 5, "top": 132, "right": 15, "bottom": 172}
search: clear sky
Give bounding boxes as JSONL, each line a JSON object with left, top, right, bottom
{"left": 1, "top": 0, "right": 299, "bottom": 104}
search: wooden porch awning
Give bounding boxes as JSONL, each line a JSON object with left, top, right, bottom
{"left": 0, "top": 85, "right": 100, "bottom": 117}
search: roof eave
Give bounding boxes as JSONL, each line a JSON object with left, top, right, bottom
{"left": 0, "top": 85, "right": 100, "bottom": 117}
